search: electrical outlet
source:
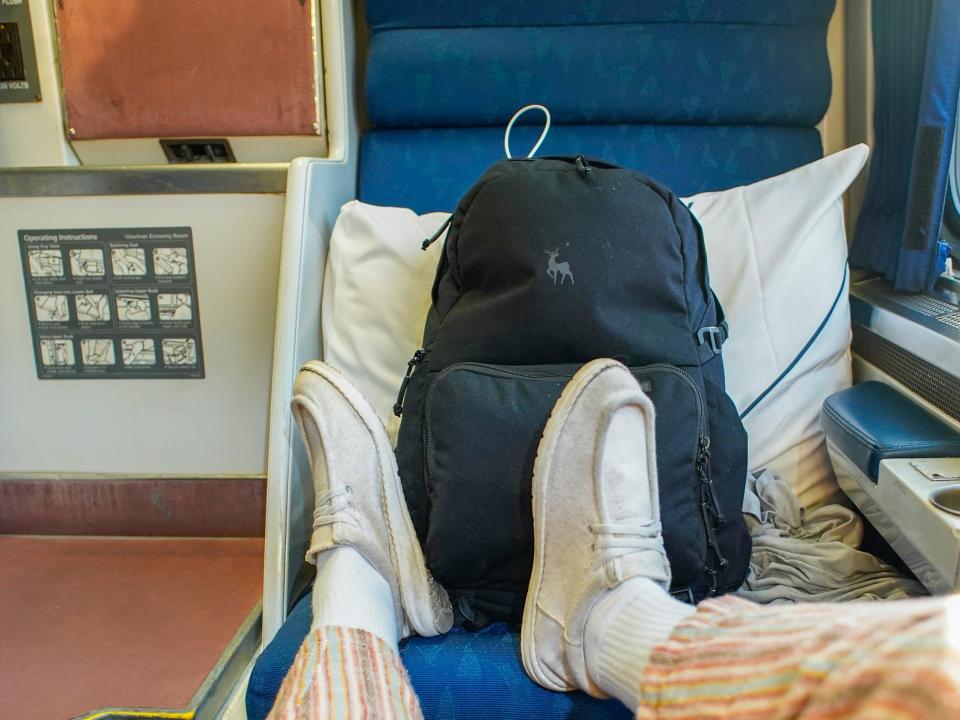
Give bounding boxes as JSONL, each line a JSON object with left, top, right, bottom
{"left": 0, "top": 22, "right": 25, "bottom": 82}
{"left": 0, "top": 0, "right": 41, "bottom": 103}
{"left": 160, "top": 139, "right": 236, "bottom": 164}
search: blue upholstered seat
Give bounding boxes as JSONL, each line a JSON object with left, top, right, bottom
{"left": 249, "top": 1, "right": 837, "bottom": 716}
{"left": 247, "top": 591, "right": 632, "bottom": 720}
{"left": 360, "top": 125, "right": 825, "bottom": 214}
{"left": 359, "top": 0, "right": 834, "bottom": 213}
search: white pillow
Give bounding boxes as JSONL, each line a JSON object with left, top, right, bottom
{"left": 321, "top": 200, "right": 445, "bottom": 443}
{"left": 321, "top": 146, "right": 869, "bottom": 506}
{"left": 684, "top": 144, "right": 869, "bottom": 508}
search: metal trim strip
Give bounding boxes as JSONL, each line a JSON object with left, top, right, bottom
{"left": 0, "top": 165, "right": 288, "bottom": 197}
{"left": 71, "top": 602, "right": 262, "bottom": 720}
{"left": 851, "top": 279, "right": 960, "bottom": 379}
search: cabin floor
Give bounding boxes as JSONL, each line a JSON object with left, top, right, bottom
{"left": 0, "top": 535, "right": 263, "bottom": 720}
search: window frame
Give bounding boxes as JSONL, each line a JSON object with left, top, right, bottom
{"left": 944, "top": 104, "right": 960, "bottom": 258}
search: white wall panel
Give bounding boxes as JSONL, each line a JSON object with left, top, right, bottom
{"left": 0, "top": 192, "right": 283, "bottom": 474}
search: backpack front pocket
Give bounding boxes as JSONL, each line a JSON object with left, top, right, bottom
{"left": 422, "top": 362, "right": 708, "bottom": 621}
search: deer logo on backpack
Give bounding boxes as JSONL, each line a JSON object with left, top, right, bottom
{"left": 545, "top": 249, "right": 574, "bottom": 285}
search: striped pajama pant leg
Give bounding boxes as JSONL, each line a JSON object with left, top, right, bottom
{"left": 636, "top": 594, "right": 960, "bottom": 720}
{"left": 268, "top": 627, "right": 422, "bottom": 720}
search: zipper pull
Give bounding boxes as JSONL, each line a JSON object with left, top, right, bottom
{"left": 701, "top": 498, "right": 721, "bottom": 550}
{"left": 422, "top": 215, "right": 453, "bottom": 251}
{"left": 700, "top": 500, "right": 729, "bottom": 569}
{"left": 575, "top": 154, "right": 592, "bottom": 175}
{"left": 697, "top": 436, "right": 725, "bottom": 524}
{"left": 703, "top": 566, "right": 718, "bottom": 595}
{"left": 706, "top": 479, "right": 725, "bottom": 525}
{"left": 393, "top": 348, "right": 427, "bottom": 416}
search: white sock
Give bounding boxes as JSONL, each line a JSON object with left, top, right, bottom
{"left": 311, "top": 546, "right": 399, "bottom": 648}
{"left": 584, "top": 578, "right": 695, "bottom": 711}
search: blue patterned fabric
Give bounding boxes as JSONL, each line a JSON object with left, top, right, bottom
{"left": 246, "top": 591, "right": 632, "bottom": 720}
{"left": 360, "top": 124, "right": 824, "bottom": 215}
{"left": 850, "top": 0, "right": 960, "bottom": 292}
{"left": 365, "top": 1, "right": 835, "bottom": 31}
{"left": 247, "top": 589, "right": 314, "bottom": 720}
{"left": 359, "top": 0, "right": 834, "bottom": 213}
{"left": 367, "top": 25, "right": 831, "bottom": 128}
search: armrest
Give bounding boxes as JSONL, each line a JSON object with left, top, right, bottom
{"left": 262, "top": 156, "right": 358, "bottom": 643}
{"left": 821, "top": 381, "right": 960, "bottom": 484}
{"left": 261, "top": 0, "right": 362, "bottom": 646}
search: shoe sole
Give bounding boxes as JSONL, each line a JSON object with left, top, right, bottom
{"left": 297, "top": 361, "right": 451, "bottom": 637}
{"left": 521, "top": 358, "right": 625, "bottom": 692}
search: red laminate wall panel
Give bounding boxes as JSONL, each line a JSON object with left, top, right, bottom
{"left": 55, "top": 0, "right": 318, "bottom": 139}
{"left": 0, "top": 536, "right": 263, "bottom": 719}
{"left": 0, "top": 477, "right": 266, "bottom": 537}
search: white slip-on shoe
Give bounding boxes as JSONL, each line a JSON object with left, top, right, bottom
{"left": 291, "top": 361, "right": 453, "bottom": 638}
{"left": 521, "top": 358, "right": 671, "bottom": 694}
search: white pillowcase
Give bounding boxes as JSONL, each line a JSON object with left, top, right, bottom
{"left": 684, "top": 144, "right": 868, "bottom": 508}
{"left": 321, "top": 201, "right": 445, "bottom": 443}
{"left": 321, "top": 146, "right": 869, "bottom": 507}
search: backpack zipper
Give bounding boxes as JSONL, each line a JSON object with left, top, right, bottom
{"left": 638, "top": 364, "right": 704, "bottom": 437}
{"left": 697, "top": 434, "right": 729, "bottom": 573}
{"left": 421, "top": 214, "right": 453, "bottom": 251}
{"left": 393, "top": 348, "right": 428, "bottom": 417}
{"left": 628, "top": 365, "right": 728, "bottom": 576}
{"left": 422, "top": 363, "right": 593, "bottom": 488}
{"left": 698, "top": 436, "right": 725, "bottom": 524}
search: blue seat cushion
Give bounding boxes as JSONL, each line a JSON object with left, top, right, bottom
{"left": 359, "top": 0, "right": 833, "bottom": 213}
{"left": 366, "top": 1, "right": 835, "bottom": 31}
{"left": 359, "top": 125, "right": 823, "bottom": 215}
{"left": 365, "top": 24, "right": 830, "bottom": 129}
{"left": 821, "top": 381, "right": 960, "bottom": 483}
{"left": 247, "top": 590, "right": 632, "bottom": 720}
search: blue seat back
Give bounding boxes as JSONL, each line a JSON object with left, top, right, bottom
{"left": 358, "top": 0, "right": 835, "bottom": 213}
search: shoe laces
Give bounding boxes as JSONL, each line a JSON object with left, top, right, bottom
{"left": 313, "top": 485, "right": 358, "bottom": 529}
{"left": 590, "top": 519, "right": 665, "bottom": 572}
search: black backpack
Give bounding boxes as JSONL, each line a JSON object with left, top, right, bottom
{"left": 394, "top": 156, "right": 751, "bottom": 625}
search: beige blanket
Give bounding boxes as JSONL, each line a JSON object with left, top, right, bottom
{"left": 735, "top": 470, "right": 927, "bottom": 603}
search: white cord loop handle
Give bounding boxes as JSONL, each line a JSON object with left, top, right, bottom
{"left": 503, "top": 104, "right": 552, "bottom": 159}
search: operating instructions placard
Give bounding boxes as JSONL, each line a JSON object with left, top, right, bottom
{"left": 18, "top": 227, "right": 205, "bottom": 379}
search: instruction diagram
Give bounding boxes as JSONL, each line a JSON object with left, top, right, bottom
{"left": 80, "top": 338, "right": 116, "bottom": 366}
{"left": 111, "top": 248, "right": 147, "bottom": 276}
{"left": 121, "top": 338, "right": 156, "bottom": 366}
{"left": 69, "top": 249, "right": 106, "bottom": 277}
{"left": 157, "top": 293, "right": 192, "bottom": 321}
{"left": 39, "top": 338, "right": 75, "bottom": 366}
{"left": 19, "top": 227, "right": 204, "bottom": 379}
{"left": 28, "top": 250, "right": 64, "bottom": 277}
{"left": 161, "top": 338, "right": 197, "bottom": 366}
{"left": 153, "top": 247, "right": 189, "bottom": 275}
{"left": 34, "top": 294, "right": 70, "bottom": 322}
{"left": 116, "top": 292, "right": 152, "bottom": 322}
{"left": 75, "top": 294, "right": 111, "bottom": 322}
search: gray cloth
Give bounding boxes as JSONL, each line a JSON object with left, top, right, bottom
{"left": 735, "top": 470, "right": 927, "bottom": 603}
